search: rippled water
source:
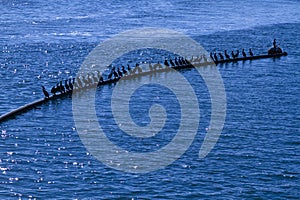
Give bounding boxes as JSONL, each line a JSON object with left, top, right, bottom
{"left": 0, "top": 0, "right": 300, "bottom": 199}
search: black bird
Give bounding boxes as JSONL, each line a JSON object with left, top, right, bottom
{"left": 183, "top": 57, "right": 189, "bottom": 65}
{"left": 234, "top": 50, "right": 239, "bottom": 58}
{"left": 122, "top": 66, "right": 127, "bottom": 75}
{"left": 224, "top": 50, "right": 230, "bottom": 59}
{"left": 42, "top": 86, "right": 49, "bottom": 98}
{"left": 242, "top": 49, "right": 246, "bottom": 57}
{"left": 59, "top": 81, "right": 65, "bottom": 93}
{"left": 68, "top": 79, "right": 73, "bottom": 90}
{"left": 174, "top": 58, "right": 179, "bottom": 66}
{"left": 127, "top": 64, "right": 131, "bottom": 72}
{"left": 65, "top": 80, "right": 70, "bottom": 91}
{"left": 218, "top": 53, "right": 224, "bottom": 60}
{"left": 51, "top": 86, "right": 56, "bottom": 95}
{"left": 107, "top": 72, "right": 113, "bottom": 80}
{"left": 182, "top": 57, "right": 188, "bottom": 65}
{"left": 178, "top": 57, "right": 183, "bottom": 66}
{"left": 113, "top": 70, "right": 119, "bottom": 78}
{"left": 231, "top": 51, "right": 236, "bottom": 59}
{"left": 169, "top": 58, "right": 175, "bottom": 67}
{"left": 99, "top": 76, "right": 104, "bottom": 82}
{"left": 76, "top": 77, "right": 83, "bottom": 88}
{"left": 213, "top": 53, "right": 218, "bottom": 62}
{"left": 210, "top": 52, "right": 214, "bottom": 62}
{"left": 164, "top": 59, "right": 169, "bottom": 67}
{"left": 249, "top": 48, "right": 254, "bottom": 56}
{"left": 117, "top": 68, "right": 123, "bottom": 77}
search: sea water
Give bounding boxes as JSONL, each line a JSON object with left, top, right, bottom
{"left": 0, "top": 0, "right": 299, "bottom": 199}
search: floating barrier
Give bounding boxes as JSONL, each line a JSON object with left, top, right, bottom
{"left": 0, "top": 51, "right": 288, "bottom": 123}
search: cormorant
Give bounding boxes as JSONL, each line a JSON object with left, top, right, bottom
{"left": 224, "top": 50, "right": 230, "bottom": 59}
{"left": 113, "top": 70, "right": 119, "bottom": 79}
{"left": 107, "top": 72, "right": 113, "bottom": 79}
{"left": 169, "top": 59, "right": 175, "bottom": 67}
{"left": 50, "top": 86, "right": 56, "bottom": 95}
{"left": 42, "top": 86, "right": 49, "bottom": 98}
{"left": 68, "top": 79, "right": 73, "bottom": 90}
{"left": 242, "top": 49, "right": 246, "bottom": 57}
{"left": 122, "top": 66, "right": 127, "bottom": 75}
{"left": 210, "top": 52, "right": 214, "bottom": 62}
{"left": 65, "top": 80, "right": 70, "bottom": 91}
{"left": 127, "top": 64, "right": 131, "bottom": 72}
{"left": 234, "top": 50, "right": 239, "bottom": 58}
{"left": 76, "top": 77, "right": 83, "bottom": 88}
{"left": 117, "top": 68, "right": 123, "bottom": 77}
{"left": 178, "top": 57, "right": 183, "bottom": 66}
{"left": 164, "top": 59, "right": 169, "bottom": 67}
{"left": 249, "top": 48, "right": 254, "bottom": 57}
{"left": 273, "top": 39, "right": 277, "bottom": 49}
{"left": 59, "top": 81, "right": 65, "bottom": 93}
{"left": 213, "top": 53, "right": 218, "bottom": 62}
{"left": 174, "top": 58, "right": 179, "bottom": 66}
{"left": 231, "top": 51, "right": 236, "bottom": 59}
{"left": 218, "top": 53, "right": 224, "bottom": 60}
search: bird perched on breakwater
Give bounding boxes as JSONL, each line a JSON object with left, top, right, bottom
{"left": 42, "top": 86, "right": 49, "bottom": 98}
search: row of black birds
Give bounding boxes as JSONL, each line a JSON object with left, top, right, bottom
{"left": 41, "top": 64, "right": 142, "bottom": 98}
{"left": 40, "top": 54, "right": 222, "bottom": 98}
{"left": 210, "top": 48, "right": 254, "bottom": 62}
{"left": 41, "top": 50, "right": 255, "bottom": 98}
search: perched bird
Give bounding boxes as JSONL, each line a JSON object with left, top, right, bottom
{"left": 51, "top": 86, "right": 57, "bottom": 95}
{"left": 242, "top": 49, "right": 246, "bottom": 57}
{"left": 218, "top": 53, "right": 224, "bottom": 60}
{"left": 65, "top": 80, "right": 70, "bottom": 91}
{"left": 107, "top": 71, "right": 113, "bottom": 80}
{"left": 68, "top": 79, "right": 73, "bottom": 90}
{"left": 42, "top": 86, "right": 49, "bottom": 98}
{"left": 224, "top": 50, "right": 230, "bottom": 59}
{"left": 231, "top": 51, "right": 236, "bottom": 59}
{"left": 234, "top": 50, "right": 239, "bottom": 58}
{"left": 169, "top": 59, "right": 175, "bottom": 67}
{"left": 164, "top": 59, "right": 169, "bottom": 67}
{"left": 127, "top": 64, "right": 131, "bottom": 72}
{"left": 117, "top": 68, "right": 123, "bottom": 77}
{"left": 113, "top": 70, "right": 119, "bottom": 78}
{"left": 249, "top": 48, "right": 254, "bottom": 56}
{"left": 59, "top": 81, "right": 65, "bottom": 93}
{"left": 122, "top": 66, "right": 127, "bottom": 75}
{"left": 174, "top": 58, "right": 179, "bottom": 66}
{"left": 213, "top": 53, "right": 218, "bottom": 62}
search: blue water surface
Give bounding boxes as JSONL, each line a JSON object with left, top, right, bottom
{"left": 0, "top": 0, "right": 299, "bottom": 199}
